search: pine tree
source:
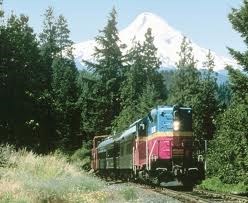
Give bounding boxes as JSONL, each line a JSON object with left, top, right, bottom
{"left": 40, "top": 7, "right": 58, "bottom": 60}
{"left": 52, "top": 58, "right": 79, "bottom": 149}
{"left": 0, "top": 0, "right": 4, "bottom": 18}
{"left": 169, "top": 36, "right": 200, "bottom": 105}
{"left": 217, "top": 82, "right": 231, "bottom": 109}
{"left": 51, "top": 12, "right": 79, "bottom": 150}
{"left": 120, "top": 42, "right": 145, "bottom": 107}
{"left": 142, "top": 28, "right": 166, "bottom": 100}
{"left": 227, "top": 0, "right": 248, "bottom": 103}
{"left": 77, "top": 71, "right": 100, "bottom": 139}
{"left": 168, "top": 37, "right": 206, "bottom": 148}
{"left": 56, "top": 15, "right": 73, "bottom": 58}
{"left": 113, "top": 28, "right": 165, "bottom": 132}
{"left": 137, "top": 83, "right": 159, "bottom": 116}
{"left": 84, "top": 8, "right": 124, "bottom": 133}
{"left": 0, "top": 14, "right": 45, "bottom": 149}
{"left": 228, "top": 0, "right": 248, "bottom": 72}
{"left": 39, "top": 7, "right": 80, "bottom": 150}
{"left": 207, "top": 102, "right": 248, "bottom": 184}
{"left": 198, "top": 50, "right": 218, "bottom": 140}
{"left": 207, "top": 0, "right": 248, "bottom": 185}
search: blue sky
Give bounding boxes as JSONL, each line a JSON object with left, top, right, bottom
{"left": 2, "top": 0, "right": 245, "bottom": 58}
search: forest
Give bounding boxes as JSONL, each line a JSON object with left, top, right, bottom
{"left": 0, "top": 0, "right": 247, "bottom": 195}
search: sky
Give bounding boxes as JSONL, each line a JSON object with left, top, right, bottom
{"left": 2, "top": 0, "right": 245, "bottom": 58}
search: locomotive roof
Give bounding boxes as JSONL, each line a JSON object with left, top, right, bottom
{"left": 152, "top": 105, "right": 191, "bottom": 112}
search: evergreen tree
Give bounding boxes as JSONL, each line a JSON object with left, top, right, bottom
{"left": 0, "top": 6, "right": 81, "bottom": 151}
{"left": 208, "top": 0, "right": 248, "bottom": 185}
{"left": 113, "top": 28, "right": 165, "bottom": 132}
{"left": 39, "top": 7, "right": 59, "bottom": 90}
{"left": 84, "top": 8, "right": 124, "bottom": 134}
{"left": 0, "top": 0, "right": 4, "bottom": 19}
{"left": 77, "top": 71, "right": 100, "bottom": 139}
{"left": 120, "top": 42, "right": 145, "bottom": 107}
{"left": 52, "top": 58, "right": 79, "bottom": 149}
{"left": 137, "top": 83, "right": 159, "bottom": 116}
{"left": 227, "top": 0, "right": 248, "bottom": 105}
{"left": 169, "top": 36, "right": 200, "bottom": 105}
{"left": 56, "top": 15, "right": 73, "bottom": 58}
{"left": 39, "top": 7, "right": 80, "bottom": 150}
{"left": 228, "top": 0, "right": 248, "bottom": 72}
{"left": 198, "top": 50, "right": 218, "bottom": 140}
{"left": 0, "top": 14, "right": 45, "bottom": 149}
{"left": 51, "top": 12, "right": 79, "bottom": 150}
{"left": 142, "top": 28, "right": 166, "bottom": 100}
{"left": 40, "top": 7, "right": 58, "bottom": 61}
{"left": 217, "top": 82, "right": 231, "bottom": 109}
{"left": 226, "top": 66, "right": 248, "bottom": 102}
{"left": 168, "top": 37, "right": 209, "bottom": 147}
{"left": 207, "top": 102, "right": 248, "bottom": 184}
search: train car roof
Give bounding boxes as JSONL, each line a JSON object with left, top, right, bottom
{"left": 97, "top": 136, "right": 114, "bottom": 149}
{"left": 129, "top": 119, "right": 141, "bottom": 127}
{"left": 116, "top": 124, "right": 136, "bottom": 141}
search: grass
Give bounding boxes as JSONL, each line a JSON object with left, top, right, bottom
{"left": 199, "top": 177, "right": 248, "bottom": 195}
{"left": 0, "top": 145, "right": 138, "bottom": 203}
{"left": 2, "top": 145, "right": 247, "bottom": 202}
{"left": 0, "top": 146, "right": 140, "bottom": 203}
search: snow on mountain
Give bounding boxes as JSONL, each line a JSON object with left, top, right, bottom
{"left": 73, "top": 12, "right": 237, "bottom": 72}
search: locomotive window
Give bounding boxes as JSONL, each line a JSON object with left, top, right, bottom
{"left": 174, "top": 110, "right": 179, "bottom": 120}
{"left": 138, "top": 117, "right": 148, "bottom": 137}
{"left": 154, "top": 114, "right": 157, "bottom": 123}
{"left": 175, "top": 109, "right": 192, "bottom": 131}
{"left": 138, "top": 123, "right": 146, "bottom": 136}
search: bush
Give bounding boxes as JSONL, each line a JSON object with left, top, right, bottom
{"left": 70, "top": 144, "right": 91, "bottom": 170}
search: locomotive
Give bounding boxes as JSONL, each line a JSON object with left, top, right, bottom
{"left": 91, "top": 105, "right": 204, "bottom": 187}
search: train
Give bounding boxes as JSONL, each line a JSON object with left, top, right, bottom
{"left": 91, "top": 105, "right": 205, "bottom": 187}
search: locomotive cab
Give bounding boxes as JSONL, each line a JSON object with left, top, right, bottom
{"left": 144, "top": 105, "right": 200, "bottom": 186}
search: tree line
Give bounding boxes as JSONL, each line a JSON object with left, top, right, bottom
{"left": 0, "top": 0, "right": 247, "bottom": 185}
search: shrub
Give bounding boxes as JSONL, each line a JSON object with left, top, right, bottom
{"left": 70, "top": 144, "right": 91, "bottom": 170}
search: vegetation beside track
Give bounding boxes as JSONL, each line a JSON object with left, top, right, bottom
{"left": 0, "top": 145, "right": 139, "bottom": 203}
{"left": 199, "top": 177, "right": 248, "bottom": 195}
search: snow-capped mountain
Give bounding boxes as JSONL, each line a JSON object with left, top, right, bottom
{"left": 73, "top": 12, "right": 237, "bottom": 72}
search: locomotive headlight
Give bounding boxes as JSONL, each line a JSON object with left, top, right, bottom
{"left": 173, "top": 121, "right": 180, "bottom": 131}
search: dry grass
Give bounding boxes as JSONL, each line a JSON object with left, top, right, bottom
{"left": 0, "top": 146, "right": 108, "bottom": 202}
{"left": 0, "top": 146, "right": 139, "bottom": 203}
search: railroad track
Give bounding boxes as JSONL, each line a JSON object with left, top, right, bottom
{"left": 104, "top": 178, "right": 248, "bottom": 202}
{"left": 150, "top": 186, "right": 248, "bottom": 203}
{"left": 193, "top": 188, "right": 248, "bottom": 203}
{"left": 125, "top": 181, "right": 248, "bottom": 203}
